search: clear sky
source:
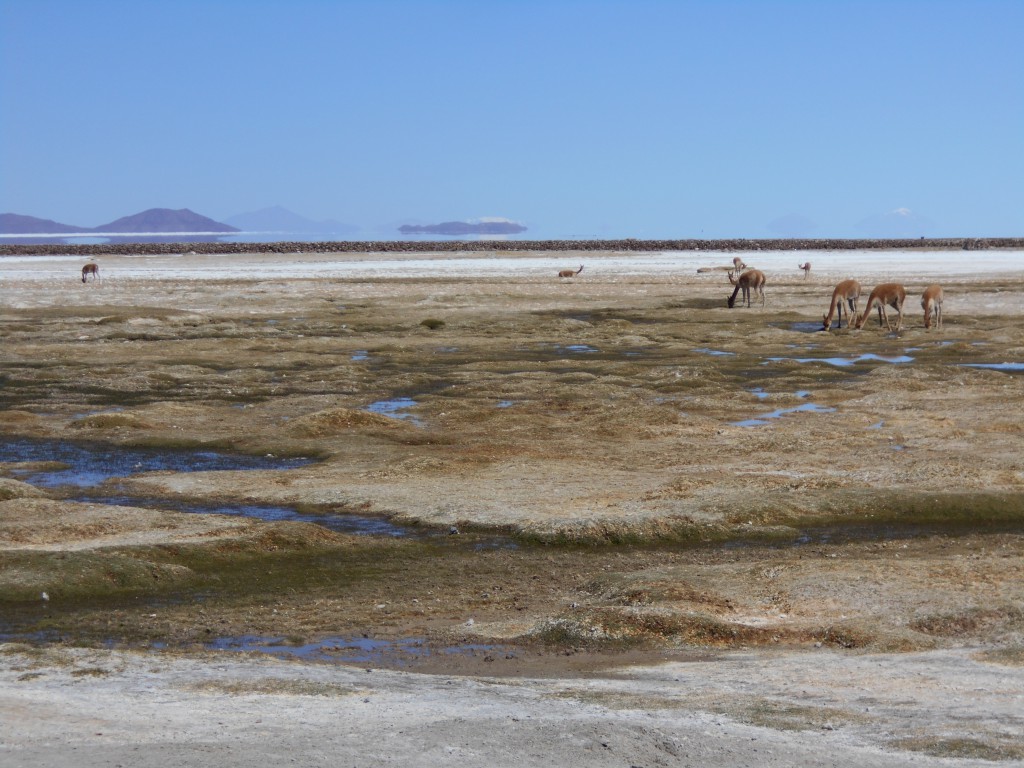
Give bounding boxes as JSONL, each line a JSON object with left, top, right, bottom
{"left": 2, "top": 0, "right": 1021, "bottom": 239}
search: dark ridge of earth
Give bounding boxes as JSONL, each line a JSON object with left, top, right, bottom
{"left": 1, "top": 236, "right": 1021, "bottom": 257}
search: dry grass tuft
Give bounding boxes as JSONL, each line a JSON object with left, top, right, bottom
{"left": 910, "top": 606, "right": 1024, "bottom": 637}
{"left": 892, "top": 735, "right": 1024, "bottom": 761}
{"left": 287, "top": 408, "right": 402, "bottom": 437}
{"left": 549, "top": 689, "right": 687, "bottom": 710}
{"left": 68, "top": 413, "right": 153, "bottom": 430}
{"left": 186, "top": 678, "right": 364, "bottom": 697}
{"left": 974, "top": 645, "right": 1024, "bottom": 667}
{"left": 0, "top": 479, "right": 47, "bottom": 501}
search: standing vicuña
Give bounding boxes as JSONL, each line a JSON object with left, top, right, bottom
{"left": 822, "top": 279, "right": 861, "bottom": 330}
{"left": 798, "top": 262, "right": 811, "bottom": 278}
{"left": 921, "top": 284, "right": 943, "bottom": 329}
{"left": 558, "top": 264, "right": 584, "bottom": 278}
{"left": 727, "top": 269, "right": 766, "bottom": 308}
{"left": 81, "top": 263, "right": 100, "bottom": 283}
{"left": 854, "top": 283, "right": 906, "bottom": 331}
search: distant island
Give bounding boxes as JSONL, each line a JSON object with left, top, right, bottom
{"left": 398, "top": 220, "right": 527, "bottom": 236}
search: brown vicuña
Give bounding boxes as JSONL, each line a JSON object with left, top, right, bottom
{"left": 854, "top": 283, "right": 906, "bottom": 331}
{"left": 727, "top": 269, "right": 766, "bottom": 308}
{"left": 822, "top": 279, "right": 861, "bottom": 330}
{"left": 921, "top": 284, "right": 944, "bottom": 330}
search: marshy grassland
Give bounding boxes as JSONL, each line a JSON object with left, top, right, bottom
{"left": 2, "top": 248, "right": 1023, "bottom": 764}
{"left": 1, "top": 248, "right": 1021, "bottom": 659}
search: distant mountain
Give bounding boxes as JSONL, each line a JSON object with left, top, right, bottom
{"left": 223, "top": 205, "right": 358, "bottom": 234}
{"left": 93, "top": 208, "right": 239, "bottom": 233}
{"left": 856, "top": 208, "right": 935, "bottom": 238}
{"left": 0, "top": 213, "right": 87, "bottom": 234}
{"left": 398, "top": 219, "right": 527, "bottom": 235}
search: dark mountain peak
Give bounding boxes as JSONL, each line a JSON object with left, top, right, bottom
{"left": 94, "top": 208, "right": 239, "bottom": 233}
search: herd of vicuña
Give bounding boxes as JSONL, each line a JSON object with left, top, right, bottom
{"left": 79, "top": 259, "right": 944, "bottom": 332}
{"left": 722, "top": 263, "right": 943, "bottom": 332}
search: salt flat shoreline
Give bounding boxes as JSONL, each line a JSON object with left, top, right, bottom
{"left": 3, "top": 246, "right": 1024, "bottom": 283}
{"left": 2, "top": 235, "right": 1022, "bottom": 257}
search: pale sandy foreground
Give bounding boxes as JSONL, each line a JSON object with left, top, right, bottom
{"left": 3, "top": 643, "right": 1022, "bottom": 768}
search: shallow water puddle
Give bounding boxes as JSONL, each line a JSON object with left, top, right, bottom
{"left": 749, "top": 388, "right": 809, "bottom": 400}
{"left": 694, "top": 347, "right": 735, "bottom": 356}
{"left": 0, "top": 436, "right": 313, "bottom": 488}
{"left": 960, "top": 362, "right": 1024, "bottom": 373}
{"left": 201, "top": 634, "right": 506, "bottom": 666}
{"left": 84, "top": 495, "right": 411, "bottom": 536}
{"left": 0, "top": 436, "right": 412, "bottom": 537}
{"left": 732, "top": 402, "right": 836, "bottom": 427}
{"left": 71, "top": 407, "right": 125, "bottom": 420}
{"left": 785, "top": 321, "right": 825, "bottom": 333}
{"left": 351, "top": 350, "right": 370, "bottom": 361}
{"left": 364, "top": 397, "right": 422, "bottom": 425}
{"left": 765, "top": 353, "right": 914, "bottom": 367}
{"left": 557, "top": 344, "right": 599, "bottom": 354}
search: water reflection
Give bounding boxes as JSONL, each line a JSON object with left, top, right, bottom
{"left": 960, "top": 362, "right": 1024, "bottom": 372}
{"left": 83, "top": 494, "right": 410, "bottom": 537}
{"left": 765, "top": 353, "right": 914, "bottom": 367}
{"left": 0, "top": 436, "right": 410, "bottom": 537}
{"left": 365, "top": 397, "right": 421, "bottom": 424}
{"left": 733, "top": 402, "right": 836, "bottom": 427}
{"left": 0, "top": 436, "right": 312, "bottom": 488}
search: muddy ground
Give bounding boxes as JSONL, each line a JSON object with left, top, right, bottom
{"left": 0, "top": 249, "right": 1022, "bottom": 766}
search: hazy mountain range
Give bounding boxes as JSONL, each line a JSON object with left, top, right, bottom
{"left": 1, "top": 208, "right": 529, "bottom": 239}
{"left": 0, "top": 206, "right": 360, "bottom": 236}
{"left": 0, "top": 209, "right": 238, "bottom": 235}
{"left": 221, "top": 206, "right": 358, "bottom": 235}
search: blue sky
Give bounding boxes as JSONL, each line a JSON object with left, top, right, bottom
{"left": 2, "top": 0, "right": 1021, "bottom": 238}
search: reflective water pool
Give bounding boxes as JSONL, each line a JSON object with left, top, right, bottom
{"left": 733, "top": 402, "right": 836, "bottom": 427}
{"left": 0, "top": 436, "right": 410, "bottom": 537}
{"left": 765, "top": 353, "right": 914, "bottom": 367}
{"left": 0, "top": 436, "right": 313, "bottom": 489}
